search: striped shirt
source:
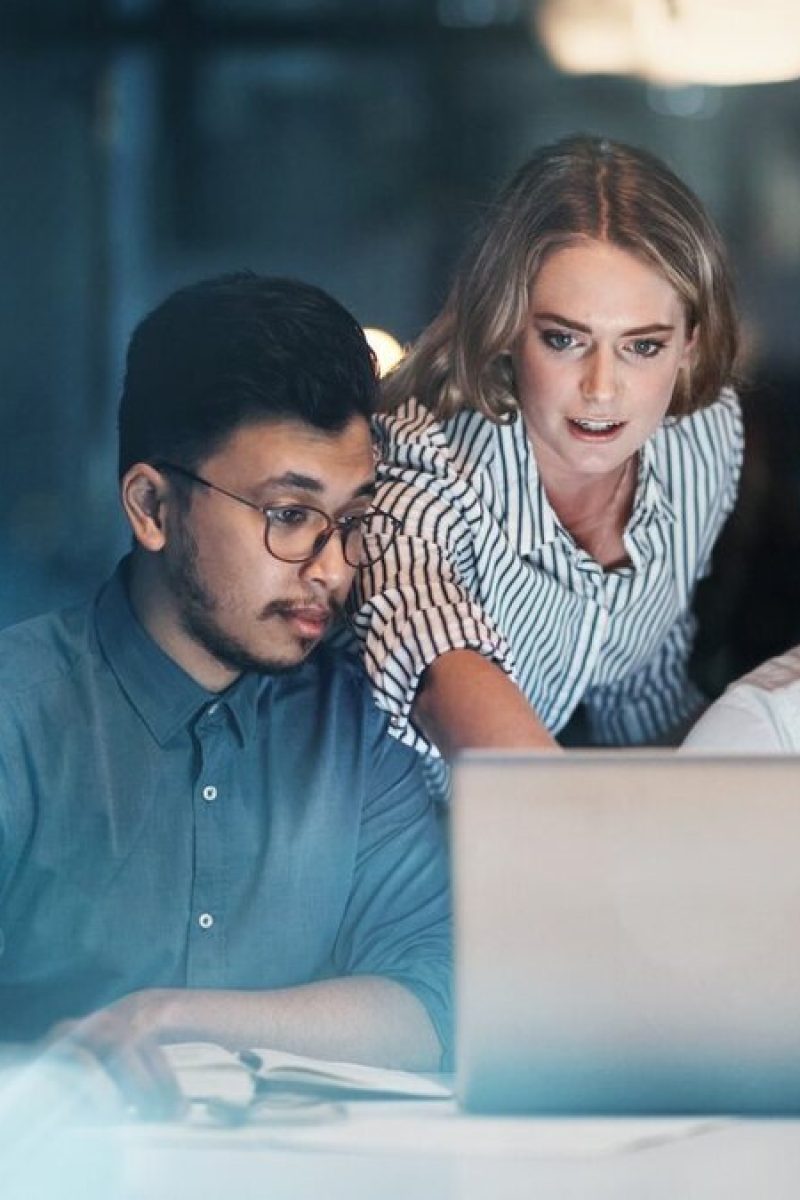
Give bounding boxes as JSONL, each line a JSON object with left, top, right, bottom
{"left": 350, "top": 389, "right": 743, "bottom": 757}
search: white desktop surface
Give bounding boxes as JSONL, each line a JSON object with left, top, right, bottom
{"left": 22, "top": 1099, "right": 800, "bottom": 1200}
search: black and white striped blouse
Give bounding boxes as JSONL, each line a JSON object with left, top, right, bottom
{"left": 351, "top": 390, "right": 743, "bottom": 757}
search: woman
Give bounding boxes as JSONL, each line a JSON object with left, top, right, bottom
{"left": 352, "top": 135, "right": 742, "bottom": 763}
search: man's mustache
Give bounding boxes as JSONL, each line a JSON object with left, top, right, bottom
{"left": 259, "top": 598, "right": 345, "bottom": 624}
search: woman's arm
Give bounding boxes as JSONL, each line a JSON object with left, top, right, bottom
{"left": 414, "top": 649, "right": 558, "bottom": 756}
{"left": 353, "top": 407, "right": 541, "bottom": 756}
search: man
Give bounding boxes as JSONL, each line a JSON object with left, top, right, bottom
{"left": 0, "top": 274, "right": 450, "bottom": 1112}
{"left": 683, "top": 644, "right": 800, "bottom": 751}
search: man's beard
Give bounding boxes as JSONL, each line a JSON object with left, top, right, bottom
{"left": 167, "top": 523, "right": 339, "bottom": 677}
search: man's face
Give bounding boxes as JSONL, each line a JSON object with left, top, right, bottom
{"left": 162, "top": 415, "right": 375, "bottom": 679}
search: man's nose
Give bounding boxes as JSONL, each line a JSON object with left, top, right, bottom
{"left": 581, "top": 346, "right": 617, "bottom": 406}
{"left": 302, "top": 528, "right": 352, "bottom": 594}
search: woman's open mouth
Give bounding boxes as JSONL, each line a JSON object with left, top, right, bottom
{"left": 567, "top": 417, "right": 626, "bottom": 442}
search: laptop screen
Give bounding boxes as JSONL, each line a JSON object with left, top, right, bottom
{"left": 452, "top": 751, "right": 800, "bottom": 1115}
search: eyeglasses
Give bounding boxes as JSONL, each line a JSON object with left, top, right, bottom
{"left": 155, "top": 461, "right": 399, "bottom": 567}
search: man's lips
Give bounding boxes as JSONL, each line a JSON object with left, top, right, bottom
{"left": 262, "top": 602, "right": 336, "bottom": 639}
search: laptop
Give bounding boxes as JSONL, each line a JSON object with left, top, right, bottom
{"left": 452, "top": 751, "right": 800, "bottom": 1115}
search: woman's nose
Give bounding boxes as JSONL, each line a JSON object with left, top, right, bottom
{"left": 580, "top": 346, "right": 617, "bottom": 406}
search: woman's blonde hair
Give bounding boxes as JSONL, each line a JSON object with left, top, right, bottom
{"left": 383, "top": 135, "right": 739, "bottom": 422}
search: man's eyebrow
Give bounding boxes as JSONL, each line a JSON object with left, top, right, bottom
{"left": 533, "top": 310, "right": 676, "bottom": 336}
{"left": 349, "top": 480, "right": 377, "bottom": 501}
{"left": 258, "top": 472, "right": 377, "bottom": 500}
{"left": 260, "top": 472, "right": 325, "bottom": 493}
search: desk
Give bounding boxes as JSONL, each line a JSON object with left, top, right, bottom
{"left": 12, "top": 1100, "right": 800, "bottom": 1200}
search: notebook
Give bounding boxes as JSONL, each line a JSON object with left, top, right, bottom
{"left": 452, "top": 751, "right": 800, "bottom": 1115}
{"left": 164, "top": 1043, "right": 452, "bottom": 1112}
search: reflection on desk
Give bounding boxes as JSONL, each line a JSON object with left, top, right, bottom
{"left": 80, "top": 1111, "right": 800, "bottom": 1200}
{"left": 182, "top": 1097, "right": 721, "bottom": 1155}
{"left": 5, "top": 1061, "right": 800, "bottom": 1200}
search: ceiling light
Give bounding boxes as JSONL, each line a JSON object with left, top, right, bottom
{"left": 535, "top": 0, "right": 800, "bottom": 87}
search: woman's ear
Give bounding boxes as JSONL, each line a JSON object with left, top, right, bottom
{"left": 120, "top": 463, "right": 170, "bottom": 551}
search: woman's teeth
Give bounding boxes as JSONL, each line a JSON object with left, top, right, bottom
{"left": 571, "top": 418, "right": 622, "bottom": 432}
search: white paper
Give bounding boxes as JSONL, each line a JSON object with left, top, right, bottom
{"left": 163, "top": 1042, "right": 452, "bottom": 1105}
{"left": 250, "top": 1048, "right": 452, "bottom": 1099}
{"left": 163, "top": 1044, "right": 255, "bottom": 1107}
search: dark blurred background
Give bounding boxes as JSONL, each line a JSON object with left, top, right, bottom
{"left": 2, "top": 1, "right": 800, "bottom": 699}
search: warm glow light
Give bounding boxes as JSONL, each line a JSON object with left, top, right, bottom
{"left": 364, "top": 327, "right": 405, "bottom": 377}
{"left": 635, "top": 0, "right": 800, "bottom": 86}
{"left": 535, "top": 0, "right": 800, "bottom": 87}
{"left": 537, "top": 0, "right": 637, "bottom": 76}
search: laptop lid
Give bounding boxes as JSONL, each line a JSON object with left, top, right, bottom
{"left": 453, "top": 751, "right": 800, "bottom": 1115}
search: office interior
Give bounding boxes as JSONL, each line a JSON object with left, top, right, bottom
{"left": 2, "top": 0, "right": 800, "bottom": 705}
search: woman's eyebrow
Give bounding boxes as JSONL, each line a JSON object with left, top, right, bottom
{"left": 532, "top": 310, "right": 677, "bottom": 337}
{"left": 532, "top": 310, "right": 592, "bottom": 332}
{"left": 621, "top": 323, "right": 676, "bottom": 336}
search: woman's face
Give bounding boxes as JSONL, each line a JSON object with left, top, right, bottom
{"left": 511, "top": 239, "right": 696, "bottom": 488}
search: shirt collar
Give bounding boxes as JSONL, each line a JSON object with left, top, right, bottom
{"left": 495, "top": 413, "right": 677, "bottom": 557}
{"left": 494, "top": 415, "right": 559, "bottom": 556}
{"left": 635, "top": 433, "right": 677, "bottom": 527}
{"left": 94, "top": 560, "right": 265, "bottom": 747}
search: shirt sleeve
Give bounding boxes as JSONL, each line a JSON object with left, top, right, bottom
{"left": 0, "top": 709, "right": 26, "bottom": 896}
{"left": 350, "top": 423, "right": 516, "bottom": 754}
{"left": 331, "top": 705, "right": 453, "bottom": 1065}
{"left": 682, "top": 686, "right": 785, "bottom": 752}
{"left": 0, "top": 751, "right": 7, "bottom": 896}
{"left": 582, "top": 611, "right": 706, "bottom": 745}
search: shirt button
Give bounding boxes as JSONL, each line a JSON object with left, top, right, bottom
{"left": 207, "top": 702, "right": 220, "bottom": 716}
{"left": 202, "top": 785, "right": 217, "bottom": 802}
{"left": 198, "top": 912, "right": 214, "bottom": 930}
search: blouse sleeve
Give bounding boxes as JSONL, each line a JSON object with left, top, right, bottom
{"left": 349, "top": 412, "right": 517, "bottom": 754}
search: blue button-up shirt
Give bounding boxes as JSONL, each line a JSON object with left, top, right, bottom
{"left": 0, "top": 563, "right": 451, "bottom": 1048}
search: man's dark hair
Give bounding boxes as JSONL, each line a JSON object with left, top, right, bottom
{"left": 118, "top": 272, "right": 378, "bottom": 477}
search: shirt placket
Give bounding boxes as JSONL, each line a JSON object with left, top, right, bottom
{"left": 569, "top": 555, "right": 611, "bottom": 699}
{"left": 187, "top": 700, "right": 231, "bottom": 985}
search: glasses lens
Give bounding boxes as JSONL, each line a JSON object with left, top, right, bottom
{"left": 342, "top": 523, "right": 366, "bottom": 568}
{"left": 266, "top": 506, "right": 330, "bottom": 563}
{"left": 265, "top": 508, "right": 397, "bottom": 566}
{"left": 346, "top": 513, "right": 395, "bottom": 568}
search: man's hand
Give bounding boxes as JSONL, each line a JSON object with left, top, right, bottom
{"left": 47, "top": 991, "right": 184, "bottom": 1120}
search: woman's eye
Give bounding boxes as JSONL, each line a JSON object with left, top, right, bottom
{"left": 542, "top": 331, "right": 577, "bottom": 352}
{"left": 269, "top": 506, "right": 310, "bottom": 528}
{"left": 629, "top": 339, "right": 664, "bottom": 358}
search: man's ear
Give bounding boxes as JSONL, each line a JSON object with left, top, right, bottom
{"left": 120, "top": 463, "right": 171, "bottom": 552}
